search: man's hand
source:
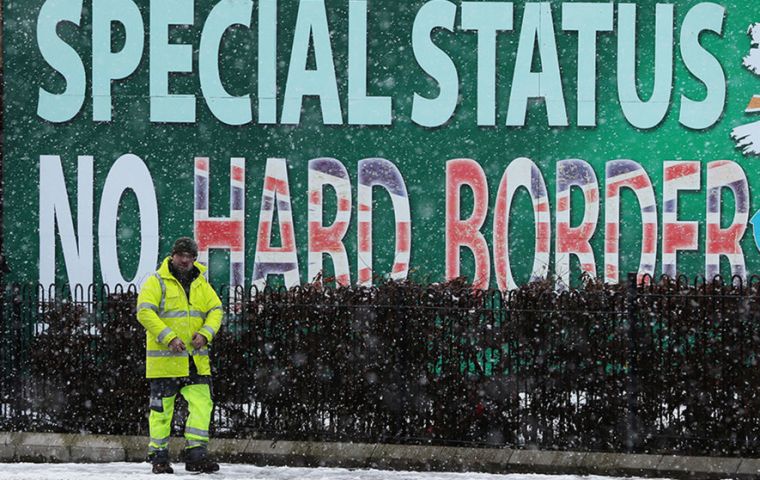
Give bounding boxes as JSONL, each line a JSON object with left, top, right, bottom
{"left": 168, "top": 337, "right": 186, "bottom": 352}
{"left": 192, "top": 332, "right": 208, "bottom": 350}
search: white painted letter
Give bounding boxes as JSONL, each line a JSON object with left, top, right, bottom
{"left": 39, "top": 155, "right": 93, "bottom": 296}
{"left": 98, "top": 154, "right": 159, "bottom": 288}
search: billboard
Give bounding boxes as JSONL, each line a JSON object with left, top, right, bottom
{"left": 3, "top": 0, "right": 760, "bottom": 292}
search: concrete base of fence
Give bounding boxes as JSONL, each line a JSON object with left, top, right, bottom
{"left": 1, "top": 432, "right": 759, "bottom": 479}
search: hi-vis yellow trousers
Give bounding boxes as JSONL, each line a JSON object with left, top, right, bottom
{"left": 147, "top": 377, "right": 213, "bottom": 454}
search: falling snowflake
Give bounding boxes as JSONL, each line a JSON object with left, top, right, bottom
{"left": 731, "top": 23, "right": 760, "bottom": 155}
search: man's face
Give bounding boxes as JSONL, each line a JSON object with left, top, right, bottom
{"left": 171, "top": 252, "right": 196, "bottom": 273}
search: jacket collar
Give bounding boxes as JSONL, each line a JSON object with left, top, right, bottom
{"left": 157, "top": 256, "right": 207, "bottom": 281}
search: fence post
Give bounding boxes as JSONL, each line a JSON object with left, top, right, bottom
{"left": 625, "top": 272, "right": 640, "bottom": 452}
{"left": 0, "top": 285, "right": 6, "bottom": 423}
{"left": 8, "top": 284, "right": 23, "bottom": 420}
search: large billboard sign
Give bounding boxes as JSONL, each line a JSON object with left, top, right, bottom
{"left": 4, "top": 0, "right": 760, "bottom": 292}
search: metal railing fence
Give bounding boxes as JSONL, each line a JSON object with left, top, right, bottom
{"left": 2, "top": 275, "right": 760, "bottom": 456}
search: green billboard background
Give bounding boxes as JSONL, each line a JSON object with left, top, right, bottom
{"left": 3, "top": 0, "right": 760, "bottom": 290}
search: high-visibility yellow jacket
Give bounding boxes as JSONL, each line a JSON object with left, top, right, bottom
{"left": 136, "top": 257, "right": 223, "bottom": 378}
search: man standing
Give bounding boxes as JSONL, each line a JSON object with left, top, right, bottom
{"left": 136, "top": 237, "right": 223, "bottom": 474}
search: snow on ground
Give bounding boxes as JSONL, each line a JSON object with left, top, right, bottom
{"left": 0, "top": 463, "right": 673, "bottom": 480}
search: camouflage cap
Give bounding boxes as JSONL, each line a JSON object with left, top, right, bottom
{"left": 171, "top": 237, "right": 198, "bottom": 257}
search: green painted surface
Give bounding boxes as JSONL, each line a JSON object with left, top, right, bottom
{"left": 3, "top": 0, "right": 760, "bottom": 289}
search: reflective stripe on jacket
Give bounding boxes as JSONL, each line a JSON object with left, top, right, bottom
{"left": 136, "top": 257, "right": 223, "bottom": 378}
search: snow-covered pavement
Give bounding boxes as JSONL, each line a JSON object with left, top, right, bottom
{"left": 0, "top": 463, "right": 672, "bottom": 480}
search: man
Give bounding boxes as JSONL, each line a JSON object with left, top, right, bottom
{"left": 136, "top": 237, "right": 223, "bottom": 474}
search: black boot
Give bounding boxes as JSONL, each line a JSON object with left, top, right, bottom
{"left": 185, "top": 446, "right": 220, "bottom": 473}
{"left": 185, "top": 459, "right": 220, "bottom": 473}
{"left": 149, "top": 449, "right": 174, "bottom": 474}
{"left": 152, "top": 463, "right": 174, "bottom": 474}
